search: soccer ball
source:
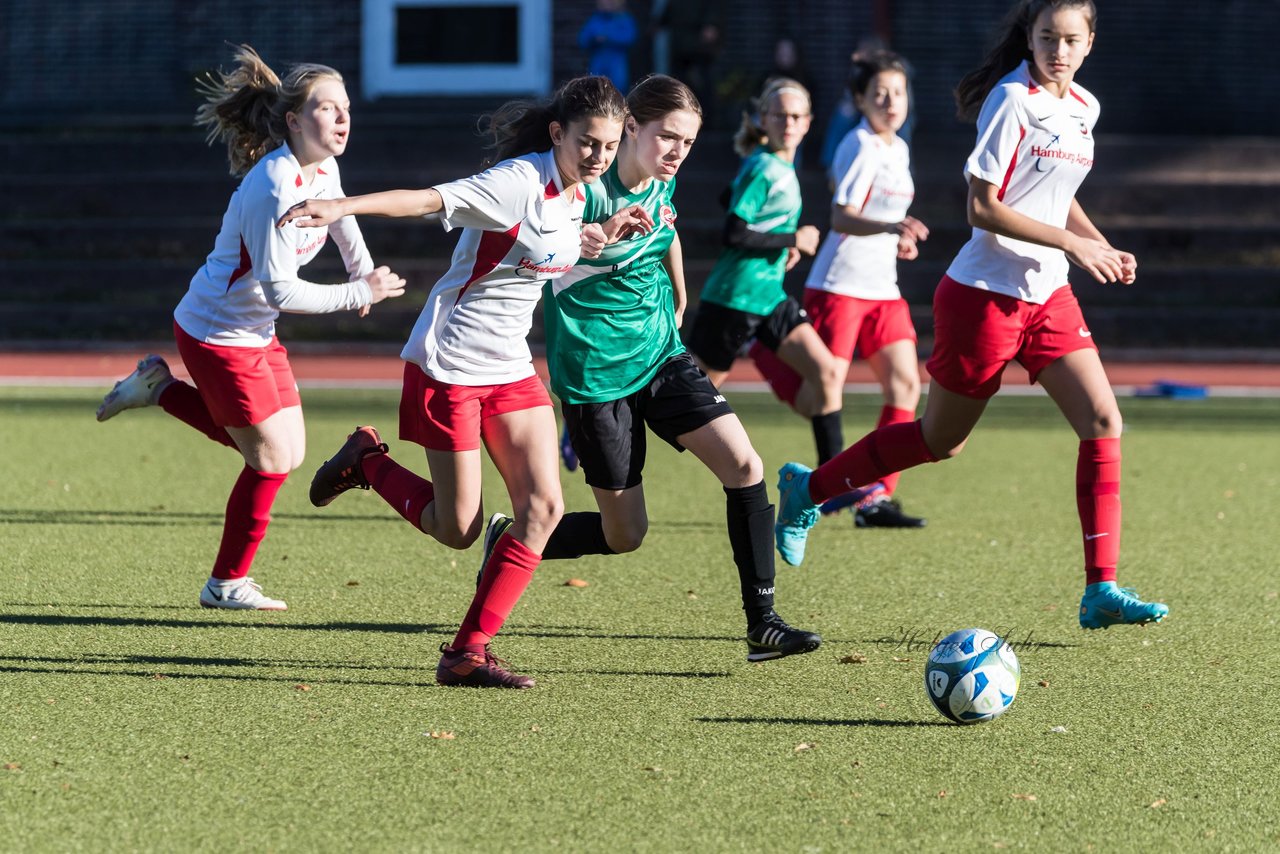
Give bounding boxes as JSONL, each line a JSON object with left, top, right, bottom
{"left": 924, "top": 628, "right": 1020, "bottom": 724}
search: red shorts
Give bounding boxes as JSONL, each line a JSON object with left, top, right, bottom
{"left": 399, "top": 364, "right": 552, "bottom": 452}
{"left": 803, "top": 289, "right": 917, "bottom": 360}
{"left": 925, "top": 276, "right": 1098, "bottom": 399}
{"left": 174, "top": 322, "right": 299, "bottom": 428}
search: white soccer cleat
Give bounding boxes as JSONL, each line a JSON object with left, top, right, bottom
{"left": 199, "top": 577, "right": 288, "bottom": 611}
{"left": 96, "top": 354, "right": 174, "bottom": 422}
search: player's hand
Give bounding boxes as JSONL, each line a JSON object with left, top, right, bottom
{"left": 896, "top": 235, "right": 919, "bottom": 261}
{"left": 580, "top": 223, "right": 608, "bottom": 259}
{"left": 601, "top": 204, "right": 654, "bottom": 243}
{"left": 363, "top": 266, "right": 406, "bottom": 307}
{"left": 784, "top": 246, "right": 802, "bottom": 271}
{"left": 1066, "top": 235, "right": 1128, "bottom": 284}
{"left": 1118, "top": 251, "right": 1138, "bottom": 285}
{"left": 278, "top": 198, "right": 345, "bottom": 229}
{"left": 795, "top": 224, "right": 820, "bottom": 256}
{"left": 893, "top": 215, "right": 929, "bottom": 243}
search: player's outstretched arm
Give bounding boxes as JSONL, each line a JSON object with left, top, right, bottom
{"left": 278, "top": 189, "right": 445, "bottom": 229}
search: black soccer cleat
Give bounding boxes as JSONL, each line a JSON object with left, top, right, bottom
{"left": 854, "top": 496, "right": 926, "bottom": 529}
{"left": 309, "top": 426, "right": 388, "bottom": 507}
{"left": 746, "top": 611, "right": 822, "bottom": 662}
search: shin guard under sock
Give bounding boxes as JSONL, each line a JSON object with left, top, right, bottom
{"left": 453, "top": 533, "right": 541, "bottom": 650}
{"left": 361, "top": 453, "right": 435, "bottom": 533}
{"left": 211, "top": 466, "right": 288, "bottom": 580}
{"left": 541, "top": 511, "right": 616, "bottom": 560}
{"left": 1077, "top": 437, "right": 1121, "bottom": 585}
{"left": 725, "top": 481, "right": 776, "bottom": 622}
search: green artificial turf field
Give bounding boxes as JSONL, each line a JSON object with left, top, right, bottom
{"left": 1, "top": 386, "right": 1277, "bottom": 852}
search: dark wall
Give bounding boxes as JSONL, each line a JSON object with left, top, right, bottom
{"left": 4, "top": 0, "right": 1277, "bottom": 135}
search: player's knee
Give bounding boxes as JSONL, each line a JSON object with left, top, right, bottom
{"left": 606, "top": 525, "right": 646, "bottom": 554}
{"left": 522, "top": 491, "right": 565, "bottom": 536}
{"left": 1093, "top": 409, "right": 1123, "bottom": 438}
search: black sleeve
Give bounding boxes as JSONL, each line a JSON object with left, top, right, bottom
{"left": 722, "top": 214, "right": 797, "bottom": 250}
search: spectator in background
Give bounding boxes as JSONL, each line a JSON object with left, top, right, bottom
{"left": 655, "top": 0, "right": 725, "bottom": 123}
{"left": 579, "top": 0, "right": 638, "bottom": 90}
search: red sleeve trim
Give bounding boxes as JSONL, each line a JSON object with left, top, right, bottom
{"left": 996, "top": 126, "right": 1027, "bottom": 202}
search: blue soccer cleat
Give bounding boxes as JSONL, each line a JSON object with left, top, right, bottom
{"left": 775, "top": 462, "right": 819, "bottom": 567}
{"left": 1079, "top": 581, "right": 1169, "bottom": 630}
{"left": 560, "top": 424, "right": 579, "bottom": 472}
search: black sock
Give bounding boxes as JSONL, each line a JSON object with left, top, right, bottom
{"left": 811, "top": 411, "right": 844, "bottom": 465}
{"left": 725, "top": 481, "right": 776, "bottom": 626}
{"left": 541, "top": 511, "right": 616, "bottom": 560}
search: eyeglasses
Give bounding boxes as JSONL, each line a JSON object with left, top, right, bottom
{"left": 763, "top": 112, "right": 811, "bottom": 123}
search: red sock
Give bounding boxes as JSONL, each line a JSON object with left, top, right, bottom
{"left": 875, "top": 406, "right": 917, "bottom": 496}
{"left": 1078, "top": 437, "right": 1121, "bottom": 585}
{"left": 809, "top": 420, "right": 937, "bottom": 505}
{"left": 361, "top": 453, "right": 435, "bottom": 533}
{"left": 453, "top": 533, "right": 541, "bottom": 651}
{"left": 158, "top": 381, "right": 235, "bottom": 448}
{"left": 211, "top": 466, "right": 288, "bottom": 580}
{"left": 749, "top": 341, "right": 802, "bottom": 408}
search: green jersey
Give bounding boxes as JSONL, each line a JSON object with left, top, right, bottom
{"left": 543, "top": 164, "right": 683, "bottom": 404}
{"left": 699, "top": 147, "right": 803, "bottom": 315}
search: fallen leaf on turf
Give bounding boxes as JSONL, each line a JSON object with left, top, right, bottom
{"left": 3, "top": 763, "right": 20, "bottom": 772}
{"left": 937, "top": 790, "right": 948, "bottom": 798}
{"left": 564, "top": 578, "right": 589, "bottom": 587}
{"left": 294, "top": 684, "right": 311, "bottom": 692}
{"left": 891, "top": 656, "right": 912, "bottom": 663}
{"left": 1049, "top": 726, "right": 1068, "bottom": 734}
{"left": 686, "top": 590, "right": 698, "bottom": 599}
{"left": 1038, "top": 680, "right": 1050, "bottom": 688}
{"left": 1265, "top": 592, "right": 1278, "bottom": 600}
{"left": 1149, "top": 799, "right": 1167, "bottom": 809}
{"left": 642, "top": 765, "right": 662, "bottom": 772}
{"left": 1041, "top": 603, "right": 1058, "bottom": 612}
{"left": 794, "top": 742, "right": 815, "bottom": 752}
{"left": 151, "top": 674, "right": 168, "bottom": 680}
{"left": 346, "top": 580, "right": 360, "bottom": 587}
{"left": 839, "top": 653, "right": 868, "bottom": 664}
{"left": 426, "top": 731, "right": 456, "bottom": 740}
{"left": 1011, "top": 793, "right": 1037, "bottom": 801}
{"left": 530, "top": 725, "right": 541, "bottom": 733}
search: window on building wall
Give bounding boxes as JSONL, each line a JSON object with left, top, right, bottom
{"left": 363, "top": 0, "right": 550, "bottom": 97}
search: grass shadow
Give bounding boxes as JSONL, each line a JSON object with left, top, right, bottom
{"left": 696, "top": 715, "right": 951, "bottom": 728}
{"left": 0, "top": 508, "right": 397, "bottom": 526}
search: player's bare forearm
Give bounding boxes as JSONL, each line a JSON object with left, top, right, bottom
{"left": 664, "top": 232, "right": 688, "bottom": 318}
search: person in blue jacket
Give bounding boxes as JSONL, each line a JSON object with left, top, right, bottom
{"left": 579, "top": 0, "right": 638, "bottom": 90}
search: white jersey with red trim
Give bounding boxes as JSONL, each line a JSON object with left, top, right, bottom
{"left": 175, "top": 143, "right": 373, "bottom": 346}
{"left": 945, "top": 61, "right": 1099, "bottom": 304}
{"left": 806, "top": 120, "right": 914, "bottom": 301}
{"left": 401, "top": 149, "right": 585, "bottom": 386}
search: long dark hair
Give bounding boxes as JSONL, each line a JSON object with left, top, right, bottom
{"left": 194, "top": 45, "right": 343, "bottom": 177}
{"left": 626, "top": 74, "right": 701, "bottom": 126}
{"left": 953, "top": 0, "right": 1097, "bottom": 122}
{"left": 480, "top": 76, "right": 627, "bottom": 166}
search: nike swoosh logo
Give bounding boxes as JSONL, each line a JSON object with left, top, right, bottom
{"left": 1078, "top": 328, "right": 1092, "bottom": 338}
{"left": 206, "top": 587, "right": 223, "bottom": 601}
{"left": 1097, "top": 607, "right": 1124, "bottom": 621}
{"left": 1084, "top": 532, "right": 1108, "bottom": 540}
{"left": 1036, "top": 114, "right": 1052, "bottom": 121}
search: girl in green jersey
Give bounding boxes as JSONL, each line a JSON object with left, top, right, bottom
{"left": 488, "top": 75, "right": 822, "bottom": 663}
{"left": 688, "top": 77, "right": 847, "bottom": 448}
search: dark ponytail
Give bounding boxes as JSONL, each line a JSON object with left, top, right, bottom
{"left": 953, "top": 0, "right": 1096, "bottom": 122}
{"left": 480, "top": 75, "right": 627, "bottom": 166}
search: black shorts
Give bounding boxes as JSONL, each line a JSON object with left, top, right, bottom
{"left": 687, "top": 298, "right": 810, "bottom": 372}
{"left": 561, "top": 353, "right": 735, "bottom": 491}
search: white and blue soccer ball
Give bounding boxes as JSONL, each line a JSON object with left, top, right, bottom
{"left": 924, "top": 628, "right": 1020, "bottom": 724}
